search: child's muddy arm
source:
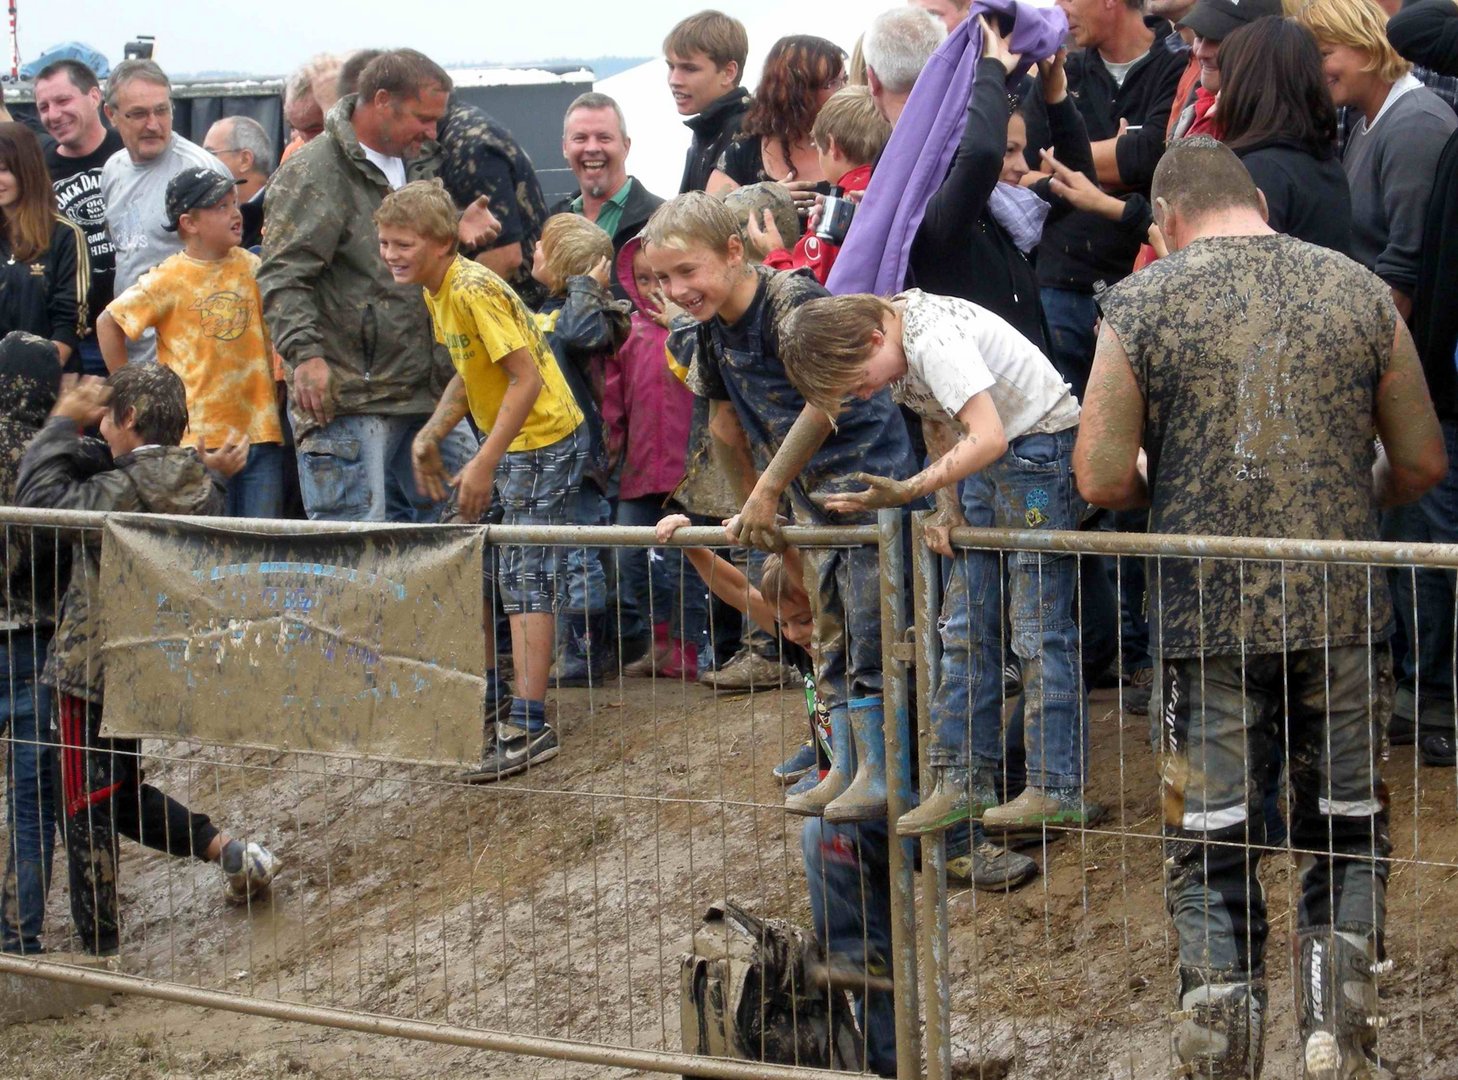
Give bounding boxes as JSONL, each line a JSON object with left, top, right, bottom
{"left": 730, "top": 403, "right": 833, "bottom": 552}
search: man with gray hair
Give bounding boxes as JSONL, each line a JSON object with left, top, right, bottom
{"left": 863, "top": 5, "right": 947, "bottom": 124}
{"left": 100, "top": 58, "right": 231, "bottom": 361}
{"left": 203, "top": 116, "right": 273, "bottom": 248}
{"left": 551, "top": 91, "right": 663, "bottom": 270}
{"left": 281, "top": 53, "right": 342, "bottom": 160}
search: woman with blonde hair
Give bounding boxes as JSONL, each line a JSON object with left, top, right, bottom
{"left": 1296, "top": 0, "right": 1455, "bottom": 317}
{"left": 0, "top": 123, "right": 87, "bottom": 364}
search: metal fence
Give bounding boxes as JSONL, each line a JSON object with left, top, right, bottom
{"left": 0, "top": 507, "right": 1454, "bottom": 1080}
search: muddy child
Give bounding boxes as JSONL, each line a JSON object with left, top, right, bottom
{"left": 642, "top": 190, "right": 913, "bottom": 825}
{"left": 376, "top": 179, "right": 586, "bottom": 783}
{"left": 16, "top": 364, "right": 279, "bottom": 955}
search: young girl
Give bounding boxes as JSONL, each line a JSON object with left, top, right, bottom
{"left": 606, "top": 237, "right": 703, "bottom": 680}
{"left": 530, "top": 214, "right": 629, "bottom": 687}
{"left": 0, "top": 123, "right": 88, "bottom": 366}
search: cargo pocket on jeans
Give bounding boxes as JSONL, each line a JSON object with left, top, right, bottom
{"left": 297, "top": 436, "right": 369, "bottom": 518}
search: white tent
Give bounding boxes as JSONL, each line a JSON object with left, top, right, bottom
{"left": 595, "top": 1, "right": 907, "bottom": 197}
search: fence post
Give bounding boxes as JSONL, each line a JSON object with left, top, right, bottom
{"left": 877, "top": 509, "right": 921, "bottom": 1078}
{"left": 910, "top": 511, "right": 952, "bottom": 1080}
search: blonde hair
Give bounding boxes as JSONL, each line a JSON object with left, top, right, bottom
{"left": 642, "top": 191, "right": 739, "bottom": 256}
{"left": 539, "top": 213, "right": 613, "bottom": 295}
{"left": 1295, "top": 0, "right": 1410, "bottom": 83}
{"left": 780, "top": 294, "right": 894, "bottom": 417}
{"left": 760, "top": 550, "right": 808, "bottom": 607}
{"left": 811, "top": 85, "right": 891, "bottom": 169}
{"left": 374, "top": 178, "right": 459, "bottom": 248}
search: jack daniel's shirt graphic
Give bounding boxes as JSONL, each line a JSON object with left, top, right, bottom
{"left": 46, "top": 128, "right": 124, "bottom": 334}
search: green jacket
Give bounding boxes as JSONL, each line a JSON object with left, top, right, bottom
{"left": 259, "top": 96, "right": 449, "bottom": 437}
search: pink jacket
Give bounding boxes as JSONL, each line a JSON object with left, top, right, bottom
{"left": 603, "top": 237, "right": 694, "bottom": 501}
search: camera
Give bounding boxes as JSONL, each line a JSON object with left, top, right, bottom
{"left": 815, "top": 187, "right": 856, "bottom": 246}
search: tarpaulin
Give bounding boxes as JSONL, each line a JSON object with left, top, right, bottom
{"left": 99, "top": 515, "right": 485, "bottom": 766}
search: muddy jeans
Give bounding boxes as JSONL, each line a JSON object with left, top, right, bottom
{"left": 802, "top": 542, "right": 885, "bottom": 712}
{"left": 58, "top": 695, "right": 220, "bottom": 955}
{"left": 931, "top": 430, "right": 1087, "bottom": 789}
{"left": 1153, "top": 646, "right": 1392, "bottom": 979}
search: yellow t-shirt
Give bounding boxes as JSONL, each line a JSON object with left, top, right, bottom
{"left": 423, "top": 256, "right": 581, "bottom": 451}
{"left": 106, "top": 248, "right": 284, "bottom": 450}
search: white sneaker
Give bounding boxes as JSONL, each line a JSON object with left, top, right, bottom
{"left": 223, "top": 841, "right": 280, "bottom": 905}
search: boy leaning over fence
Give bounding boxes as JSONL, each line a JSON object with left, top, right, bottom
{"left": 642, "top": 191, "right": 912, "bottom": 826}
{"left": 376, "top": 179, "right": 587, "bottom": 785}
{"left": 16, "top": 364, "right": 279, "bottom": 956}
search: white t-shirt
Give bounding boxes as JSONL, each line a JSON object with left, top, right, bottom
{"left": 891, "top": 289, "right": 1080, "bottom": 440}
{"left": 361, "top": 143, "right": 407, "bottom": 190}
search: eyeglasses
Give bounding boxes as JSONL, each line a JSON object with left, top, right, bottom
{"left": 119, "top": 102, "right": 172, "bottom": 124}
{"left": 820, "top": 73, "right": 849, "bottom": 93}
{"left": 208, "top": 147, "right": 244, "bottom": 157}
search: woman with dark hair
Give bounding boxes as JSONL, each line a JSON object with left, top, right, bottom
{"left": 1217, "top": 16, "right": 1352, "bottom": 253}
{"left": 707, "top": 35, "right": 847, "bottom": 210}
{"left": 0, "top": 123, "right": 87, "bottom": 364}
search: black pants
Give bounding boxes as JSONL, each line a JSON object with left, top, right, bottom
{"left": 58, "top": 694, "right": 219, "bottom": 954}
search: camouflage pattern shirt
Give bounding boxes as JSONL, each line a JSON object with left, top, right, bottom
{"left": 1098, "top": 233, "right": 1396, "bottom": 658}
{"left": 437, "top": 97, "right": 550, "bottom": 306}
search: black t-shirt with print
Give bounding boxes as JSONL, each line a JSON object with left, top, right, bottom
{"left": 46, "top": 128, "right": 124, "bottom": 333}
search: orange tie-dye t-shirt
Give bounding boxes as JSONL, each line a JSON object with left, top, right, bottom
{"left": 107, "top": 248, "right": 284, "bottom": 449}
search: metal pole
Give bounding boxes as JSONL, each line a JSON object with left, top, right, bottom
{"left": 877, "top": 508, "right": 921, "bottom": 1078}
{"left": 0, "top": 955, "right": 857, "bottom": 1080}
{"left": 911, "top": 511, "right": 951, "bottom": 1080}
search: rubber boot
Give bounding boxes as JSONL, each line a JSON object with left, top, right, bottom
{"left": 658, "top": 639, "right": 699, "bottom": 681}
{"left": 784, "top": 703, "right": 853, "bottom": 817}
{"left": 896, "top": 765, "right": 970, "bottom": 837}
{"left": 623, "top": 621, "right": 670, "bottom": 677}
{"left": 825, "top": 696, "right": 887, "bottom": 823}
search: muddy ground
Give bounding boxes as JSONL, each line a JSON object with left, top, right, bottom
{"left": 2, "top": 681, "right": 1455, "bottom": 1079}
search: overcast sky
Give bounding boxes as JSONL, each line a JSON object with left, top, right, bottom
{"left": 18, "top": 0, "right": 809, "bottom": 76}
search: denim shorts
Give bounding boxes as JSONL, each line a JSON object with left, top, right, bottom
{"left": 494, "top": 424, "right": 588, "bottom": 615}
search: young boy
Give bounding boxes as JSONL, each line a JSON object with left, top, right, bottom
{"left": 376, "top": 179, "right": 587, "bottom": 783}
{"left": 643, "top": 191, "right": 917, "bottom": 824}
{"left": 529, "top": 214, "right": 629, "bottom": 687}
{"left": 664, "top": 10, "right": 752, "bottom": 194}
{"left": 744, "top": 86, "right": 890, "bottom": 285}
{"left": 96, "top": 167, "right": 284, "bottom": 519}
{"left": 15, "top": 364, "right": 279, "bottom": 955}
{"left": 771, "top": 289, "right": 1094, "bottom": 837}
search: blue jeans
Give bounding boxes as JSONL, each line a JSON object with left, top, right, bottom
{"left": 1384, "top": 418, "right": 1458, "bottom": 731}
{"left": 614, "top": 496, "right": 707, "bottom": 645}
{"left": 1, "top": 632, "right": 57, "bottom": 954}
{"left": 295, "top": 415, "right": 477, "bottom": 523}
{"left": 563, "top": 483, "right": 610, "bottom": 617}
{"left": 76, "top": 338, "right": 108, "bottom": 378}
{"left": 932, "top": 430, "right": 1087, "bottom": 789}
{"left": 225, "top": 442, "right": 285, "bottom": 518}
{"left": 1039, "top": 287, "right": 1099, "bottom": 400}
{"left": 802, "top": 817, "right": 896, "bottom": 1077}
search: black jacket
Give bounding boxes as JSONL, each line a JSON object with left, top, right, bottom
{"left": 1022, "top": 20, "right": 1186, "bottom": 293}
{"left": 551, "top": 177, "right": 665, "bottom": 296}
{"left": 0, "top": 216, "right": 87, "bottom": 353}
{"left": 908, "top": 59, "right": 1093, "bottom": 354}
{"left": 680, "top": 88, "right": 750, "bottom": 193}
{"left": 1388, "top": 0, "right": 1458, "bottom": 78}
{"left": 1237, "top": 140, "right": 1352, "bottom": 255}
{"left": 1412, "top": 128, "right": 1458, "bottom": 421}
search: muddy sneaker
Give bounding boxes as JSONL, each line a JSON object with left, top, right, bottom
{"left": 946, "top": 841, "right": 1037, "bottom": 892}
{"left": 221, "top": 840, "right": 280, "bottom": 905}
{"left": 462, "top": 723, "right": 560, "bottom": 784}
{"left": 700, "top": 650, "right": 796, "bottom": 693}
{"left": 980, "top": 786, "right": 1104, "bottom": 833}
{"left": 773, "top": 741, "right": 818, "bottom": 784}
{"left": 1124, "top": 666, "right": 1155, "bottom": 715}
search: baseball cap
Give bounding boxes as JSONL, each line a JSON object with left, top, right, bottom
{"left": 1179, "top": 0, "right": 1284, "bottom": 41}
{"left": 163, "top": 167, "right": 240, "bottom": 232}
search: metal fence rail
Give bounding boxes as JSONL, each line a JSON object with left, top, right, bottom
{"left": 0, "top": 509, "right": 1453, "bottom": 1079}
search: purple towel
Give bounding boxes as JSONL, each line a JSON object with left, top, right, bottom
{"left": 826, "top": 0, "right": 1069, "bottom": 296}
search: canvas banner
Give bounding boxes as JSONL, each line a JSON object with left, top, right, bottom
{"left": 100, "top": 515, "right": 485, "bottom": 766}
